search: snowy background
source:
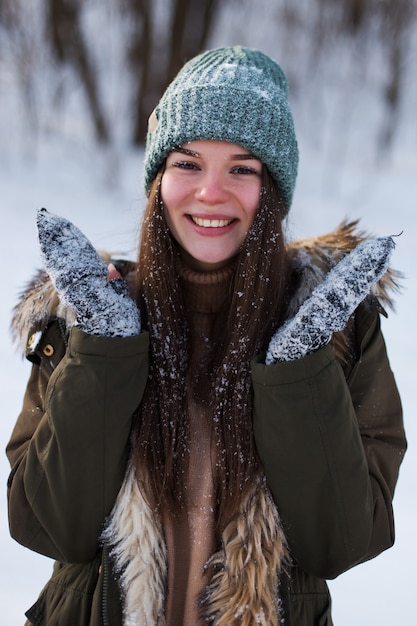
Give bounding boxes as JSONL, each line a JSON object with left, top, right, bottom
{"left": 1, "top": 4, "right": 417, "bottom": 624}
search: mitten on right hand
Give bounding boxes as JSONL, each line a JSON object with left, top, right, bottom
{"left": 37, "top": 208, "right": 141, "bottom": 337}
{"left": 266, "top": 235, "right": 395, "bottom": 364}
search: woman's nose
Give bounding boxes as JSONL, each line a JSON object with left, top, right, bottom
{"left": 195, "top": 172, "right": 229, "bottom": 204}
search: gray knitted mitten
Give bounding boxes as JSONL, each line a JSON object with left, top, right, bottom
{"left": 37, "top": 208, "right": 141, "bottom": 337}
{"left": 266, "top": 236, "right": 395, "bottom": 364}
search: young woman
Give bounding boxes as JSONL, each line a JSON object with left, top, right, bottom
{"left": 7, "top": 46, "right": 406, "bottom": 626}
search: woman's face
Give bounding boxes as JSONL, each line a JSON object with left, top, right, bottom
{"left": 160, "top": 140, "right": 262, "bottom": 271}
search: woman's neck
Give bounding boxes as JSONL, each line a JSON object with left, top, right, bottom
{"left": 176, "top": 255, "right": 236, "bottom": 314}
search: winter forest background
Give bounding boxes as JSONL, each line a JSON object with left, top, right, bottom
{"left": 1, "top": 0, "right": 416, "bottom": 624}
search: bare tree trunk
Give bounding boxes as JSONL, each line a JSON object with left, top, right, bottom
{"left": 167, "top": 0, "right": 218, "bottom": 80}
{"left": 46, "top": 0, "right": 110, "bottom": 142}
{"left": 5, "top": 0, "right": 414, "bottom": 153}
{"left": 381, "top": 0, "right": 415, "bottom": 147}
{"left": 127, "top": 0, "right": 158, "bottom": 145}
{"left": 131, "top": 0, "right": 219, "bottom": 144}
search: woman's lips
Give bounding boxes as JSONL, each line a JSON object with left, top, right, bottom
{"left": 189, "top": 215, "right": 236, "bottom": 228}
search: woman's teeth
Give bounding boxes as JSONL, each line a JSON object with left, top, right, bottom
{"left": 191, "top": 216, "right": 234, "bottom": 228}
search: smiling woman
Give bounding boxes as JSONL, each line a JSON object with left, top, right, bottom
{"left": 161, "top": 140, "right": 263, "bottom": 271}
{"left": 6, "top": 46, "right": 406, "bottom": 626}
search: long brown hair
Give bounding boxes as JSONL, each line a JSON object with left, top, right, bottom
{"left": 134, "top": 167, "right": 291, "bottom": 530}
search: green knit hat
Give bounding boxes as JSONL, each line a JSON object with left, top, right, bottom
{"left": 143, "top": 46, "right": 299, "bottom": 212}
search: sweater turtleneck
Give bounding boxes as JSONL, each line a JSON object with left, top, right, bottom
{"left": 164, "top": 256, "right": 235, "bottom": 626}
{"left": 176, "top": 256, "right": 235, "bottom": 312}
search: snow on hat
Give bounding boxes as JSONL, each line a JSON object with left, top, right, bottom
{"left": 143, "top": 46, "right": 299, "bottom": 212}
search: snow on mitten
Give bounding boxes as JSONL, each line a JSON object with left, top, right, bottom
{"left": 36, "top": 208, "right": 140, "bottom": 337}
{"left": 266, "top": 236, "right": 395, "bottom": 364}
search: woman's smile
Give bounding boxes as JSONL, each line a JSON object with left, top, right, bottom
{"left": 161, "top": 140, "right": 262, "bottom": 271}
{"left": 188, "top": 215, "right": 236, "bottom": 228}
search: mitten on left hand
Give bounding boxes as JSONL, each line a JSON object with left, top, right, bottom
{"left": 266, "top": 236, "right": 395, "bottom": 364}
{"left": 37, "top": 208, "right": 141, "bottom": 337}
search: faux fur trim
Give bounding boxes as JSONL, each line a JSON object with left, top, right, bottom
{"left": 286, "top": 220, "right": 400, "bottom": 314}
{"left": 101, "top": 461, "right": 167, "bottom": 625}
{"left": 11, "top": 251, "right": 112, "bottom": 354}
{"left": 200, "top": 475, "right": 288, "bottom": 625}
{"left": 11, "top": 267, "right": 76, "bottom": 354}
{"left": 103, "top": 466, "right": 287, "bottom": 626}
{"left": 10, "top": 222, "right": 400, "bottom": 356}
{"left": 286, "top": 220, "right": 401, "bottom": 364}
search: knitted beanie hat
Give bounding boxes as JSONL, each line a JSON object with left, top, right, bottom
{"left": 143, "top": 46, "right": 299, "bottom": 212}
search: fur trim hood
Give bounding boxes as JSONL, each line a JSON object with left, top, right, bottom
{"left": 285, "top": 220, "right": 399, "bottom": 315}
{"left": 11, "top": 253, "right": 135, "bottom": 355}
{"left": 11, "top": 221, "right": 399, "bottom": 356}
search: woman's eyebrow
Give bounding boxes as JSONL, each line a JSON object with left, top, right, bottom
{"left": 230, "top": 153, "right": 258, "bottom": 160}
{"left": 172, "top": 147, "right": 201, "bottom": 157}
{"left": 172, "top": 147, "right": 259, "bottom": 161}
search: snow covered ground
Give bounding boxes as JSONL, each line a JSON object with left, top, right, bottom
{"left": 1, "top": 40, "right": 416, "bottom": 626}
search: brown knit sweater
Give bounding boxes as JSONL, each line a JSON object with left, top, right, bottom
{"left": 164, "top": 259, "right": 235, "bottom": 626}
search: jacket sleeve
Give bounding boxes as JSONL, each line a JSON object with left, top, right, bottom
{"left": 251, "top": 305, "right": 406, "bottom": 580}
{"left": 6, "top": 322, "right": 149, "bottom": 563}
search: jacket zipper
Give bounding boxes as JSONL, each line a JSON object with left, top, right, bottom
{"left": 102, "top": 545, "right": 110, "bottom": 626}
{"left": 57, "top": 317, "right": 69, "bottom": 349}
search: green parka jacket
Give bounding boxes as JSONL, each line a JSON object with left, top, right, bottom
{"left": 6, "top": 229, "right": 406, "bottom": 626}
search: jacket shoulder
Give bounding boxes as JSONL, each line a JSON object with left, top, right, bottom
{"left": 11, "top": 268, "right": 75, "bottom": 357}
{"left": 285, "top": 219, "right": 401, "bottom": 316}
{"left": 11, "top": 255, "right": 137, "bottom": 356}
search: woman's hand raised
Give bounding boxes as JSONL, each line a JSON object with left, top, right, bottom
{"left": 266, "top": 235, "right": 395, "bottom": 364}
{"left": 36, "top": 208, "right": 141, "bottom": 337}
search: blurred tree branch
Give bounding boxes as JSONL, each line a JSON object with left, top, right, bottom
{"left": 128, "top": 0, "right": 219, "bottom": 142}
{"left": 46, "top": 0, "right": 110, "bottom": 142}
{"left": 1, "top": 0, "right": 415, "bottom": 153}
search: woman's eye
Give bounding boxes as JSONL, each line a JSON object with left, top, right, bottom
{"left": 232, "top": 165, "right": 260, "bottom": 175}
